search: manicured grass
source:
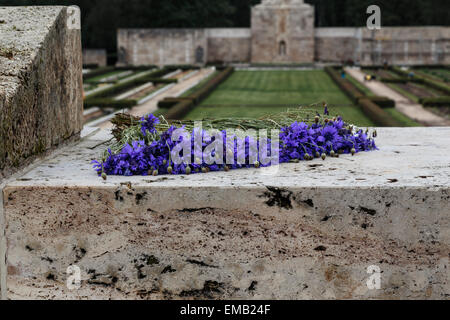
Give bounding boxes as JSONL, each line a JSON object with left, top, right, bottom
{"left": 182, "top": 70, "right": 424, "bottom": 127}
{"left": 199, "top": 70, "right": 355, "bottom": 105}
{"left": 383, "top": 108, "right": 421, "bottom": 127}
{"left": 184, "top": 70, "right": 376, "bottom": 126}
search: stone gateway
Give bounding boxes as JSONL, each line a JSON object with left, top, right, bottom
{"left": 117, "top": 0, "right": 450, "bottom": 66}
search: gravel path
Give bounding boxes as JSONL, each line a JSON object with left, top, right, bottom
{"left": 345, "top": 67, "right": 450, "bottom": 127}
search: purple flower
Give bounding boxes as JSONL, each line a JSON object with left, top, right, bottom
{"left": 140, "top": 114, "right": 160, "bottom": 136}
{"left": 94, "top": 113, "right": 378, "bottom": 177}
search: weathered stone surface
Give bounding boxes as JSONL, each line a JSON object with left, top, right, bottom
{"left": 0, "top": 6, "right": 83, "bottom": 179}
{"left": 251, "top": 0, "right": 315, "bottom": 64}
{"left": 117, "top": 29, "right": 208, "bottom": 66}
{"left": 82, "top": 49, "right": 107, "bottom": 67}
{"left": 207, "top": 29, "right": 251, "bottom": 63}
{"left": 2, "top": 127, "right": 449, "bottom": 299}
{"left": 316, "top": 27, "right": 450, "bottom": 65}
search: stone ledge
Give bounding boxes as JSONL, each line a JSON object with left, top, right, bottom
{"left": 0, "top": 6, "right": 83, "bottom": 179}
{"left": 2, "top": 127, "right": 449, "bottom": 299}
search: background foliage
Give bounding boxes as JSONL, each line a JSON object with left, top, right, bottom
{"left": 1, "top": 0, "right": 449, "bottom": 53}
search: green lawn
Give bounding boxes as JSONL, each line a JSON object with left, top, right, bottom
{"left": 199, "top": 70, "right": 355, "bottom": 105}
{"left": 384, "top": 108, "right": 421, "bottom": 127}
{"left": 184, "top": 70, "right": 376, "bottom": 126}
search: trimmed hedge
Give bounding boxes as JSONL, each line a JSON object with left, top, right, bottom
{"left": 164, "top": 67, "right": 234, "bottom": 119}
{"left": 410, "top": 65, "right": 450, "bottom": 70}
{"left": 115, "top": 65, "right": 157, "bottom": 71}
{"left": 189, "top": 66, "right": 234, "bottom": 104}
{"left": 358, "top": 99, "right": 401, "bottom": 127}
{"left": 85, "top": 69, "right": 175, "bottom": 100}
{"left": 163, "top": 99, "right": 195, "bottom": 120}
{"left": 165, "top": 64, "right": 201, "bottom": 71}
{"left": 83, "top": 63, "right": 100, "bottom": 69}
{"left": 419, "top": 96, "right": 450, "bottom": 107}
{"left": 360, "top": 96, "right": 396, "bottom": 108}
{"left": 145, "top": 78, "right": 177, "bottom": 84}
{"left": 158, "top": 97, "right": 195, "bottom": 109}
{"left": 381, "top": 77, "right": 425, "bottom": 84}
{"left": 83, "top": 66, "right": 115, "bottom": 81}
{"left": 325, "top": 67, "right": 402, "bottom": 126}
{"left": 391, "top": 67, "right": 450, "bottom": 95}
{"left": 84, "top": 98, "right": 137, "bottom": 110}
{"left": 325, "top": 67, "right": 364, "bottom": 103}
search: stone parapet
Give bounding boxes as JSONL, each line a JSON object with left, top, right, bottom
{"left": 2, "top": 127, "right": 449, "bottom": 299}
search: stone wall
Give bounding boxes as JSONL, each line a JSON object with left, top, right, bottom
{"left": 315, "top": 28, "right": 361, "bottom": 64}
{"left": 82, "top": 49, "right": 107, "bottom": 67}
{"left": 117, "top": 29, "right": 208, "bottom": 66}
{"left": 117, "top": 28, "right": 252, "bottom": 66}
{"left": 0, "top": 6, "right": 83, "bottom": 179}
{"left": 316, "top": 27, "right": 450, "bottom": 65}
{"left": 251, "top": 0, "right": 315, "bottom": 64}
{"left": 206, "top": 29, "right": 251, "bottom": 63}
{"left": 117, "top": 0, "right": 450, "bottom": 66}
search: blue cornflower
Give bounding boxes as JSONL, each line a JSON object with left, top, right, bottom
{"left": 140, "top": 114, "right": 160, "bottom": 136}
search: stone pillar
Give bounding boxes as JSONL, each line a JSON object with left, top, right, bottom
{"left": 0, "top": 6, "right": 83, "bottom": 180}
{"left": 251, "top": 0, "right": 315, "bottom": 64}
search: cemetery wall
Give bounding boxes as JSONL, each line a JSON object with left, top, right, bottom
{"left": 117, "top": 0, "right": 450, "bottom": 67}
{"left": 316, "top": 27, "right": 450, "bottom": 65}
{"left": 117, "top": 29, "right": 208, "bottom": 66}
{"left": 82, "top": 49, "right": 107, "bottom": 67}
{"left": 206, "top": 29, "right": 251, "bottom": 63}
{"left": 119, "top": 25, "right": 450, "bottom": 66}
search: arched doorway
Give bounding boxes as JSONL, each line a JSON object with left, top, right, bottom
{"left": 196, "top": 46, "right": 204, "bottom": 64}
{"left": 279, "top": 40, "right": 287, "bottom": 56}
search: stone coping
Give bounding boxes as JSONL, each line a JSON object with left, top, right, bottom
{"left": 5, "top": 127, "right": 450, "bottom": 189}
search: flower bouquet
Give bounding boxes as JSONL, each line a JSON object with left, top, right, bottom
{"left": 93, "top": 106, "right": 377, "bottom": 178}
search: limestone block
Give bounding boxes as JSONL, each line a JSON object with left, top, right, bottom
{"left": 0, "top": 6, "right": 83, "bottom": 179}
{"left": 3, "top": 127, "right": 449, "bottom": 299}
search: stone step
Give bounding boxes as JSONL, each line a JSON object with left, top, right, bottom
{"left": 1, "top": 127, "right": 449, "bottom": 299}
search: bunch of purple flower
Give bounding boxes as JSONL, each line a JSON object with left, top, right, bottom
{"left": 93, "top": 113, "right": 377, "bottom": 177}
